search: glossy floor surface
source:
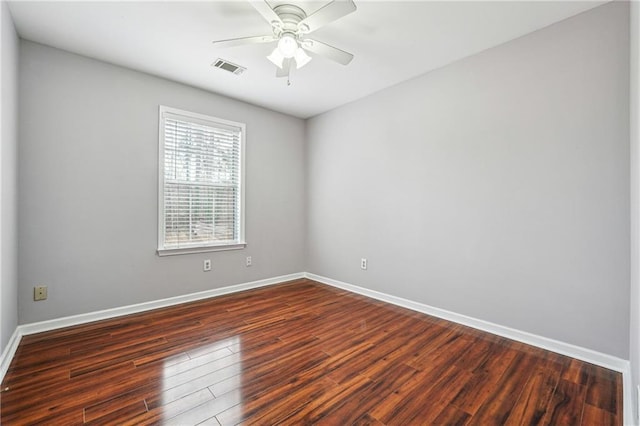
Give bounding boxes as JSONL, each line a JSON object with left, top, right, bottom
{"left": 0, "top": 279, "right": 623, "bottom": 425}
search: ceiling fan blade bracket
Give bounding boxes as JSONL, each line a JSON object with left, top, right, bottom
{"left": 298, "top": 23, "right": 310, "bottom": 34}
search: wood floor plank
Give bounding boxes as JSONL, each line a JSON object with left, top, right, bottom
{"left": 207, "top": 346, "right": 329, "bottom": 400}
{"left": 563, "top": 358, "right": 595, "bottom": 386}
{"left": 258, "top": 375, "right": 373, "bottom": 424}
{"left": 582, "top": 403, "right": 619, "bottom": 426}
{"left": 542, "top": 378, "right": 587, "bottom": 425}
{"left": 449, "top": 344, "right": 520, "bottom": 415}
{"left": 83, "top": 391, "right": 148, "bottom": 423}
{"left": 375, "top": 362, "right": 472, "bottom": 425}
{"left": 370, "top": 345, "right": 471, "bottom": 422}
{"left": 218, "top": 376, "right": 343, "bottom": 425}
{"left": 212, "top": 356, "right": 333, "bottom": 424}
{"left": 161, "top": 390, "right": 243, "bottom": 425}
{"left": 431, "top": 403, "right": 472, "bottom": 425}
{"left": 467, "top": 351, "right": 538, "bottom": 425}
{"left": 122, "top": 388, "right": 215, "bottom": 425}
{"left": 314, "top": 363, "right": 418, "bottom": 424}
{"left": 351, "top": 412, "right": 387, "bottom": 426}
{"left": 0, "top": 279, "right": 622, "bottom": 425}
{"left": 586, "top": 373, "right": 620, "bottom": 414}
{"left": 504, "top": 361, "right": 561, "bottom": 425}
{"left": 69, "top": 337, "right": 168, "bottom": 378}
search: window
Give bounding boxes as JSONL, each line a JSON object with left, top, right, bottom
{"left": 158, "top": 106, "right": 245, "bottom": 256}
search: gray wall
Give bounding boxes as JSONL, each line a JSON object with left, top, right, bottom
{"left": 306, "top": 2, "right": 630, "bottom": 358}
{"left": 18, "top": 41, "right": 306, "bottom": 324}
{"left": 11, "top": 2, "right": 634, "bottom": 364}
{"left": 1, "top": 2, "right": 19, "bottom": 354}
{"left": 630, "top": 0, "right": 639, "bottom": 419}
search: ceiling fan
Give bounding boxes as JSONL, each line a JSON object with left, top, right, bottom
{"left": 212, "top": 0, "right": 357, "bottom": 80}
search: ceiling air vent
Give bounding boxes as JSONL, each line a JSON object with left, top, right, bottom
{"left": 212, "top": 59, "right": 246, "bottom": 75}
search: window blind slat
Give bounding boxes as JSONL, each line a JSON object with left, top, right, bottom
{"left": 159, "top": 107, "right": 244, "bottom": 251}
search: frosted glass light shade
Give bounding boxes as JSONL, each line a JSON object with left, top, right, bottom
{"left": 294, "top": 48, "right": 311, "bottom": 69}
{"left": 277, "top": 34, "right": 298, "bottom": 58}
{"left": 267, "top": 48, "right": 284, "bottom": 68}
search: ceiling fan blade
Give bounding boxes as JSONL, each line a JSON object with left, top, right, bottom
{"left": 276, "top": 58, "right": 292, "bottom": 78}
{"left": 212, "top": 35, "right": 276, "bottom": 49}
{"left": 250, "top": 0, "right": 283, "bottom": 27}
{"left": 302, "top": 39, "right": 354, "bottom": 65}
{"left": 298, "top": 0, "right": 356, "bottom": 34}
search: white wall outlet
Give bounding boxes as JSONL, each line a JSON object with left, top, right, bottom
{"left": 360, "top": 258, "right": 368, "bottom": 270}
{"left": 203, "top": 259, "right": 212, "bottom": 272}
{"left": 246, "top": 256, "right": 252, "bottom": 267}
{"left": 34, "top": 285, "right": 47, "bottom": 301}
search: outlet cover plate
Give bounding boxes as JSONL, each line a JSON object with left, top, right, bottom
{"left": 34, "top": 285, "right": 47, "bottom": 301}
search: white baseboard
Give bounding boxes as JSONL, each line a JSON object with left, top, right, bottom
{"left": 19, "top": 272, "right": 305, "bottom": 336}
{"left": 305, "top": 272, "right": 635, "bottom": 425}
{"left": 0, "top": 327, "right": 22, "bottom": 386}
{"left": 623, "top": 363, "right": 635, "bottom": 425}
{"left": 0, "top": 272, "right": 304, "bottom": 385}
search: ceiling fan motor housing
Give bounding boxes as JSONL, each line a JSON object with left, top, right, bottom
{"left": 272, "top": 4, "right": 308, "bottom": 37}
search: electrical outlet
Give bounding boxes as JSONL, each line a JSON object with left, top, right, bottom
{"left": 203, "top": 259, "right": 211, "bottom": 272}
{"left": 34, "top": 285, "right": 47, "bottom": 301}
{"left": 246, "top": 256, "right": 252, "bottom": 267}
{"left": 360, "top": 258, "right": 367, "bottom": 270}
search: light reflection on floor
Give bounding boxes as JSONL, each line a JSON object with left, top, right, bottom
{"left": 159, "top": 336, "right": 242, "bottom": 422}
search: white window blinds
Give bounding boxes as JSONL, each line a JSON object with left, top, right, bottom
{"left": 158, "top": 106, "right": 245, "bottom": 255}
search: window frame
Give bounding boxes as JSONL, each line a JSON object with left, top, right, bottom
{"left": 157, "top": 105, "right": 246, "bottom": 256}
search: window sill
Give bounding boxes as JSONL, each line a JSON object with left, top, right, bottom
{"left": 157, "top": 243, "right": 246, "bottom": 257}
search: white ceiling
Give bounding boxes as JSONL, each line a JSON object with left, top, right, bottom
{"left": 7, "top": 0, "right": 606, "bottom": 118}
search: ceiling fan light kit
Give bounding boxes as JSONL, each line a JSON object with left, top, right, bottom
{"left": 276, "top": 33, "right": 298, "bottom": 58}
{"left": 212, "top": 0, "right": 357, "bottom": 82}
{"left": 268, "top": 31, "right": 310, "bottom": 70}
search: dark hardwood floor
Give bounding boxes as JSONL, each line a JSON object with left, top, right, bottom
{"left": 0, "top": 279, "right": 622, "bottom": 425}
